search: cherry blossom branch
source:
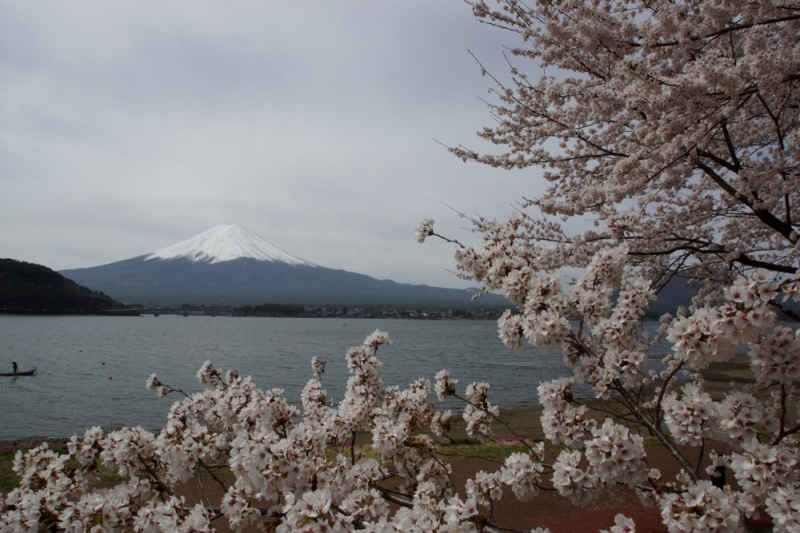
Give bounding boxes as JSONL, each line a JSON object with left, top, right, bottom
{"left": 611, "top": 380, "right": 698, "bottom": 482}
{"left": 695, "top": 158, "right": 800, "bottom": 245}
{"left": 654, "top": 361, "right": 685, "bottom": 426}
{"left": 197, "top": 457, "right": 228, "bottom": 494}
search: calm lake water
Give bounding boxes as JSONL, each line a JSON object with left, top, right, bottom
{"left": 0, "top": 315, "right": 622, "bottom": 440}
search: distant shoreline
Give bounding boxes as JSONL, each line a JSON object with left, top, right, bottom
{"left": 0, "top": 309, "right": 138, "bottom": 316}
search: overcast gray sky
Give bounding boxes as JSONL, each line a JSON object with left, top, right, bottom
{"left": 0, "top": 0, "right": 543, "bottom": 289}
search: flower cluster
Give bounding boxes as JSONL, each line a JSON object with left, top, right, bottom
{"left": 765, "top": 485, "right": 800, "bottom": 533}
{"left": 658, "top": 480, "right": 741, "bottom": 532}
{"left": 730, "top": 440, "right": 798, "bottom": 518}
{"left": 434, "top": 370, "right": 457, "bottom": 401}
{"left": 498, "top": 449, "right": 544, "bottom": 501}
{"left": 462, "top": 382, "right": 499, "bottom": 439}
{"left": 145, "top": 373, "right": 171, "bottom": 398}
{"left": 661, "top": 383, "right": 716, "bottom": 447}
{"left": 414, "top": 218, "right": 435, "bottom": 244}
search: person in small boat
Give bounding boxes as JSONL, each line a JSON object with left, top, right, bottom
{"left": 12, "top": 362, "right": 18, "bottom": 374}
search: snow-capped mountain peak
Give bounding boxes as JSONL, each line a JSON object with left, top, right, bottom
{"left": 145, "top": 224, "right": 315, "bottom": 266}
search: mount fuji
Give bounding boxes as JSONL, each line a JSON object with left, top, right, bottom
{"left": 60, "top": 224, "right": 509, "bottom": 308}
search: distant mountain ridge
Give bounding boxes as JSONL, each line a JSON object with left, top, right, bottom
{"left": 56, "top": 224, "right": 698, "bottom": 312}
{"left": 0, "top": 258, "right": 123, "bottom": 312}
{"left": 60, "top": 225, "right": 510, "bottom": 308}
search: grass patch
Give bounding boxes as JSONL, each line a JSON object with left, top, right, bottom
{"left": 437, "top": 437, "right": 549, "bottom": 460}
{"left": 0, "top": 448, "right": 20, "bottom": 492}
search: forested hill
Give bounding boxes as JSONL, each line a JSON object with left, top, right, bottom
{"left": 0, "top": 258, "right": 124, "bottom": 313}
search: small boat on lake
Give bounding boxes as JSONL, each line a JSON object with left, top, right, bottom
{"left": 0, "top": 368, "right": 36, "bottom": 377}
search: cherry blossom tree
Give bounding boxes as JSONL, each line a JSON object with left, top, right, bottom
{"left": 3, "top": 1, "right": 800, "bottom": 532}
{"left": 420, "top": 0, "right": 800, "bottom": 530}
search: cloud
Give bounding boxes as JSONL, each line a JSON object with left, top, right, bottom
{"left": 0, "top": 0, "right": 542, "bottom": 289}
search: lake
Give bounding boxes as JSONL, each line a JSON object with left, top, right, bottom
{"left": 0, "top": 315, "right": 606, "bottom": 440}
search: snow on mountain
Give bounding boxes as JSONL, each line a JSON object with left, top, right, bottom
{"left": 145, "top": 224, "right": 315, "bottom": 266}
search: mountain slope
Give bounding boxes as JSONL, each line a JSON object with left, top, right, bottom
{"left": 59, "top": 225, "right": 508, "bottom": 308}
{"left": 0, "top": 258, "right": 123, "bottom": 312}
